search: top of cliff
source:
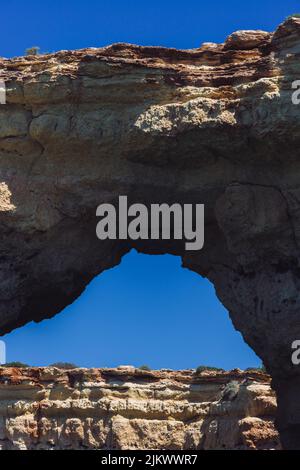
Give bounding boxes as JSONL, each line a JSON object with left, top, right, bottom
{"left": 0, "top": 366, "right": 270, "bottom": 387}
{"left": 0, "top": 17, "right": 299, "bottom": 92}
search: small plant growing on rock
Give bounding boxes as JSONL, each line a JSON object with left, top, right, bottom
{"left": 221, "top": 381, "right": 240, "bottom": 401}
{"left": 287, "top": 13, "right": 300, "bottom": 19}
{"left": 138, "top": 365, "right": 151, "bottom": 371}
{"left": 195, "top": 365, "right": 224, "bottom": 375}
{"left": 50, "top": 362, "right": 79, "bottom": 370}
{"left": 245, "top": 363, "right": 267, "bottom": 373}
{"left": 25, "top": 46, "right": 40, "bottom": 56}
{"left": 1, "top": 361, "right": 29, "bottom": 368}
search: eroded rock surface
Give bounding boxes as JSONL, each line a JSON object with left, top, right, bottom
{"left": 0, "top": 367, "right": 279, "bottom": 450}
{"left": 0, "top": 18, "right": 300, "bottom": 447}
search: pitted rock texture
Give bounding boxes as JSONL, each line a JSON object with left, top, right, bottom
{"left": 0, "top": 18, "right": 300, "bottom": 448}
{"left": 0, "top": 367, "right": 279, "bottom": 450}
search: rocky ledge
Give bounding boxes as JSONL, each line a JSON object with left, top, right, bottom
{"left": 0, "top": 367, "right": 279, "bottom": 450}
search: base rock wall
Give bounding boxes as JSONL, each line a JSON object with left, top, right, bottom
{"left": 0, "top": 367, "right": 279, "bottom": 450}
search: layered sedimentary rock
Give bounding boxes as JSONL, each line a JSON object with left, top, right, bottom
{"left": 0, "top": 367, "right": 279, "bottom": 450}
{"left": 0, "top": 18, "right": 300, "bottom": 448}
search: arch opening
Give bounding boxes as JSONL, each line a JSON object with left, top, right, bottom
{"left": 3, "top": 250, "right": 260, "bottom": 370}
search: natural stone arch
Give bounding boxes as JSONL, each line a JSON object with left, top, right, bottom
{"left": 0, "top": 18, "right": 300, "bottom": 448}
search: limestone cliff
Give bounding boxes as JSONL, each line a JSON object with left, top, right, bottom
{"left": 0, "top": 367, "right": 279, "bottom": 450}
{"left": 0, "top": 18, "right": 300, "bottom": 447}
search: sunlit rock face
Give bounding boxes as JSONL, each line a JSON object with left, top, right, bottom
{"left": 0, "top": 17, "right": 300, "bottom": 448}
{"left": 0, "top": 367, "right": 279, "bottom": 450}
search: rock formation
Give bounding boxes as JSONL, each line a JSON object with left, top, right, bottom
{"left": 0, "top": 17, "right": 300, "bottom": 448}
{"left": 0, "top": 367, "right": 279, "bottom": 450}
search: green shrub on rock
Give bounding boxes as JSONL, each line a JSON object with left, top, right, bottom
{"left": 195, "top": 365, "right": 224, "bottom": 375}
{"left": 25, "top": 46, "right": 40, "bottom": 56}
{"left": 221, "top": 381, "right": 240, "bottom": 401}
{"left": 1, "top": 361, "right": 29, "bottom": 368}
{"left": 50, "top": 362, "right": 79, "bottom": 370}
{"left": 138, "top": 365, "right": 151, "bottom": 371}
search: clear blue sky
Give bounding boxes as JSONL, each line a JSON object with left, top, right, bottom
{"left": 1, "top": 0, "right": 298, "bottom": 57}
{"left": 2, "top": 1, "right": 298, "bottom": 369}
{"left": 5, "top": 251, "right": 261, "bottom": 369}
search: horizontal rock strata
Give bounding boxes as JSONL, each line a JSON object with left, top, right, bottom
{"left": 0, "top": 367, "right": 279, "bottom": 450}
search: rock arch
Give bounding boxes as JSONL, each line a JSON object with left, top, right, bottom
{"left": 0, "top": 17, "right": 300, "bottom": 448}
